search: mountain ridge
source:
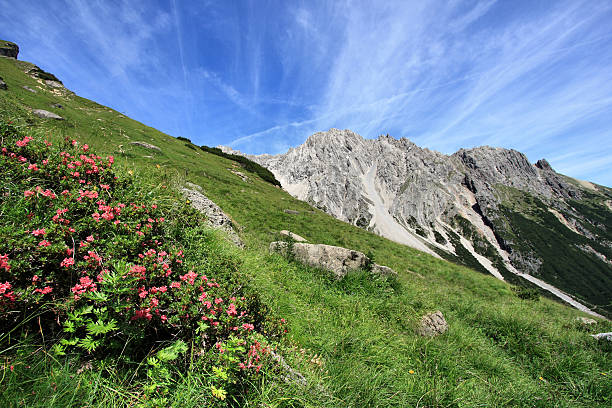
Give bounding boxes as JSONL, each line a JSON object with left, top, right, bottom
{"left": 223, "top": 128, "right": 612, "bottom": 317}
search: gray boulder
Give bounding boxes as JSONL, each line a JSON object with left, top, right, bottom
{"left": 32, "top": 109, "right": 63, "bottom": 120}
{"left": 182, "top": 185, "right": 244, "bottom": 248}
{"left": 0, "top": 77, "right": 6, "bottom": 90}
{"left": 22, "top": 85, "right": 37, "bottom": 93}
{"left": 279, "top": 230, "right": 307, "bottom": 242}
{"left": 416, "top": 311, "right": 448, "bottom": 337}
{"left": 270, "top": 242, "right": 369, "bottom": 278}
{"left": 130, "top": 141, "right": 161, "bottom": 151}
{"left": 284, "top": 209, "right": 299, "bottom": 215}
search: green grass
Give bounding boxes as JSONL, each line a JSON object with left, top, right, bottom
{"left": 1, "top": 51, "right": 611, "bottom": 407}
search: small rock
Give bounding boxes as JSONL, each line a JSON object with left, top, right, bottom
{"left": 284, "top": 209, "right": 299, "bottom": 215}
{"left": 51, "top": 103, "right": 63, "bottom": 109}
{"left": 371, "top": 263, "right": 397, "bottom": 276}
{"left": 32, "top": 109, "right": 64, "bottom": 120}
{"left": 591, "top": 332, "right": 612, "bottom": 341}
{"left": 22, "top": 85, "right": 37, "bottom": 93}
{"left": 279, "top": 230, "right": 307, "bottom": 242}
{"left": 416, "top": 311, "right": 448, "bottom": 337}
{"left": 130, "top": 141, "right": 161, "bottom": 152}
{"left": 576, "top": 317, "right": 597, "bottom": 325}
{"left": 0, "top": 77, "right": 6, "bottom": 90}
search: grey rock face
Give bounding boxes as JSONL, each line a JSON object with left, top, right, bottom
{"left": 22, "top": 85, "right": 37, "bottom": 93}
{"left": 32, "top": 109, "right": 63, "bottom": 120}
{"left": 0, "top": 41, "right": 19, "bottom": 59}
{"left": 130, "top": 141, "right": 161, "bottom": 151}
{"left": 183, "top": 184, "right": 244, "bottom": 248}
{"left": 416, "top": 311, "right": 448, "bottom": 337}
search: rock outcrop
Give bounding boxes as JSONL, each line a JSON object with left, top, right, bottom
{"left": 0, "top": 77, "right": 6, "bottom": 90}
{"left": 182, "top": 184, "right": 244, "bottom": 248}
{"left": 0, "top": 41, "right": 19, "bottom": 59}
{"left": 32, "top": 109, "right": 64, "bottom": 120}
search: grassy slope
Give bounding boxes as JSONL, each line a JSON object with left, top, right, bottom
{"left": 1, "top": 55, "right": 611, "bottom": 406}
{"left": 492, "top": 185, "right": 612, "bottom": 316}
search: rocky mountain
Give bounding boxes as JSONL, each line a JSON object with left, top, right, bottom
{"left": 222, "top": 129, "right": 612, "bottom": 317}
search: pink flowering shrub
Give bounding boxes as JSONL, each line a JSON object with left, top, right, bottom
{"left": 0, "top": 122, "right": 285, "bottom": 404}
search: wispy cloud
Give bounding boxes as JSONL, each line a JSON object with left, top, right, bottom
{"left": 1, "top": 1, "right": 611, "bottom": 184}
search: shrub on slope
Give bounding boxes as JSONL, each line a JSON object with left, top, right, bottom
{"left": 0, "top": 122, "right": 284, "bottom": 406}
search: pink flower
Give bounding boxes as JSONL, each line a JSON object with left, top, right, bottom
{"left": 131, "top": 308, "right": 152, "bottom": 321}
{"left": 0, "top": 255, "right": 11, "bottom": 272}
{"left": 38, "top": 240, "right": 51, "bottom": 247}
{"left": 170, "top": 281, "right": 181, "bottom": 289}
{"left": 180, "top": 270, "right": 198, "bottom": 285}
{"left": 28, "top": 163, "right": 39, "bottom": 171}
{"left": 242, "top": 323, "right": 254, "bottom": 331}
{"left": 24, "top": 190, "right": 35, "bottom": 198}
{"left": 31, "top": 229, "right": 46, "bottom": 236}
{"left": 60, "top": 257, "right": 74, "bottom": 268}
{"left": 226, "top": 303, "right": 238, "bottom": 316}
{"left": 34, "top": 286, "right": 53, "bottom": 295}
{"left": 214, "top": 298, "right": 223, "bottom": 305}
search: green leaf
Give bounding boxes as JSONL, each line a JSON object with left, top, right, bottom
{"left": 51, "top": 344, "right": 66, "bottom": 356}
{"left": 86, "top": 319, "right": 118, "bottom": 336}
{"left": 78, "top": 336, "right": 101, "bottom": 352}
{"left": 60, "top": 338, "right": 79, "bottom": 346}
{"left": 157, "top": 340, "right": 188, "bottom": 363}
{"left": 63, "top": 320, "right": 76, "bottom": 333}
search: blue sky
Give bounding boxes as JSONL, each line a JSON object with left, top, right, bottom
{"left": 2, "top": 0, "right": 611, "bottom": 186}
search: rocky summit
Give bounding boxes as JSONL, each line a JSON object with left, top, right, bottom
{"left": 225, "top": 128, "right": 612, "bottom": 318}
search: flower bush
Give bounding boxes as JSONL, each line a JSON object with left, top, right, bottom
{"left": 0, "top": 122, "right": 285, "bottom": 406}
